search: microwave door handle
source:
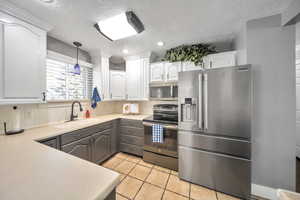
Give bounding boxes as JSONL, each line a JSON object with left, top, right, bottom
{"left": 198, "top": 73, "right": 203, "bottom": 129}
{"left": 204, "top": 73, "right": 208, "bottom": 130}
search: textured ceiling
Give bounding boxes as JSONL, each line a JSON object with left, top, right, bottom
{"left": 7, "top": 0, "right": 293, "bottom": 56}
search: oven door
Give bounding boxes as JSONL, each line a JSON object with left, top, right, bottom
{"left": 143, "top": 122, "right": 178, "bottom": 158}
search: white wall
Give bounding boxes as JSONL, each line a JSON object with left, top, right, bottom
{"left": 247, "top": 14, "right": 296, "bottom": 191}
{"left": 296, "top": 23, "right": 300, "bottom": 158}
{"left": 234, "top": 24, "right": 247, "bottom": 65}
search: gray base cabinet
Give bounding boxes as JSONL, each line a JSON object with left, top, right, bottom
{"left": 62, "top": 136, "right": 92, "bottom": 161}
{"left": 39, "top": 119, "right": 144, "bottom": 164}
{"left": 61, "top": 121, "right": 117, "bottom": 164}
{"left": 38, "top": 136, "right": 60, "bottom": 150}
{"left": 119, "top": 119, "right": 144, "bottom": 156}
{"left": 92, "top": 130, "right": 111, "bottom": 163}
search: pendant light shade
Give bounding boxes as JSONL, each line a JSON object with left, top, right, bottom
{"left": 73, "top": 41, "right": 82, "bottom": 75}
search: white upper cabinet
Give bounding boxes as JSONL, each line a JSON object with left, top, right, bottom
{"left": 150, "top": 62, "right": 165, "bottom": 82}
{"left": 203, "top": 51, "right": 237, "bottom": 69}
{"left": 110, "top": 70, "right": 126, "bottom": 100}
{"left": 165, "top": 62, "right": 181, "bottom": 81}
{"left": 125, "top": 57, "right": 150, "bottom": 100}
{"left": 0, "top": 12, "right": 47, "bottom": 104}
{"left": 182, "top": 61, "right": 203, "bottom": 71}
{"left": 140, "top": 58, "right": 150, "bottom": 99}
{"left": 100, "top": 56, "right": 110, "bottom": 100}
{"left": 126, "top": 59, "right": 141, "bottom": 100}
{"left": 150, "top": 62, "right": 181, "bottom": 83}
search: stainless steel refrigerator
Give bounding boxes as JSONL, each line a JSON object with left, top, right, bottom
{"left": 178, "top": 65, "right": 252, "bottom": 199}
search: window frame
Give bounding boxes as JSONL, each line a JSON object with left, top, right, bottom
{"left": 46, "top": 50, "right": 93, "bottom": 102}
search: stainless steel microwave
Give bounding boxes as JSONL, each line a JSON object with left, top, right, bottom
{"left": 149, "top": 83, "right": 178, "bottom": 101}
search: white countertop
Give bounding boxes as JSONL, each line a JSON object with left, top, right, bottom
{"left": 0, "top": 114, "right": 149, "bottom": 200}
{"left": 277, "top": 189, "right": 300, "bottom": 200}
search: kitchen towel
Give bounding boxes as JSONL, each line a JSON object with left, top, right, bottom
{"left": 152, "top": 124, "right": 164, "bottom": 143}
{"left": 91, "top": 87, "right": 101, "bottom": 109}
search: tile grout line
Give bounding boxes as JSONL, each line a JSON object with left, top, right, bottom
{"left": 164, "top": 175, "right": 190, "bottom": 199}
{"left": 117, "top": 193, "right": 130, "bottom": 200}
{"left": 107, "top": 154, "right": 240, "bottom": 200}
{"left": 160, "top": 169, "right": 171, "bottom": 200}
{"left": 189, "top": 180, "right": 191, "bottom": 200}
{"left": 132, "top": 164, "right": 154, "bottom": 200}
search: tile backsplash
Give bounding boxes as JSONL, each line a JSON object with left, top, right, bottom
{"left": 0, "top": 100, "right": 177, "bottom": 134}
{"left": 0, "top": 101, "right": 117, "bottom": 134}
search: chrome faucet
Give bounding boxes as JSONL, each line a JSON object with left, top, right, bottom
{"left": 70, "top": 101, "right": 83, "bottom": 121}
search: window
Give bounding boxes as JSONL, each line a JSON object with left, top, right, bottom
{"left": 46, "top": 58, "right": 93, "bottom": 101}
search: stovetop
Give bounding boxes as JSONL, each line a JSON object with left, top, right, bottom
{"left": 142, "top": 115, "right": 178, "bottom": 125}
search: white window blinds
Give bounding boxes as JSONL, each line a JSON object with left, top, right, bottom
{"left": 46, "top": 59, "right": 93, "bottom": 101}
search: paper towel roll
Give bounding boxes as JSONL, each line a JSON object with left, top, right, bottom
{"left": 11, "top": 107, "right": 21, "bottom": 130}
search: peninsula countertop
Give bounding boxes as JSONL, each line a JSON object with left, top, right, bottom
{"left": 0, "top": 114, "right": 149, "bottom": 200}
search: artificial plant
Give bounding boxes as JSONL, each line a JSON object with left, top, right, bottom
{"left": 163, "top": 43, "right": 216, "bottom": 66}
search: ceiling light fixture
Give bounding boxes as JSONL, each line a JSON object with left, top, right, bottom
{"left": 122, "top": 49, "right": 129, "bottom": 54}
{"left": 40, "top": 0, "right": 54, "bottom": 3}
{"left": 94, "top": 11, "right": 144, "bottom": 41}
{"left": 157, "top": 41, "right": 164, "bottom": 46}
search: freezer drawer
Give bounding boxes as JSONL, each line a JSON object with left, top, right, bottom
{"left": 178, "top": 131, "right": 251, "bottom": 159}
{"left": 179, "top": 146, "right": 251, "bottom": 199}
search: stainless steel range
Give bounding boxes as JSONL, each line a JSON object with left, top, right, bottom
{"left": 143, "top": 104, "right": 178, "bottom": 170}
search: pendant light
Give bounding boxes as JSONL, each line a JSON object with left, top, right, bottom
{"left": 73, "top": 41, "right": 82, "bottom": 75}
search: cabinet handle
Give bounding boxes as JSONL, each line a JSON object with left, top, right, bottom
{"left": 167, "top": 74, "right": 169, "bottom": 80}
{"left": 110, "top": 93, "right": 112, "bottom": 99}
{"left": 210, "top": 61, "right": 212, "bottom": 68}
{"left": 42, "top": 92, "right": 46, "bottom": 102}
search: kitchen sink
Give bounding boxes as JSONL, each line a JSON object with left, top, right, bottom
{"left": 54, "top": 118, "right": 100, "bottom": 129}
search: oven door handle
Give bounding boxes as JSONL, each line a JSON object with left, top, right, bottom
{"left": 143, "top": 122, "right": 178, "bottom": 130}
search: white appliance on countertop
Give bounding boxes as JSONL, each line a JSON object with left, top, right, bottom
{"left": 122, "top": 104, "right": 139, "bottom": 114}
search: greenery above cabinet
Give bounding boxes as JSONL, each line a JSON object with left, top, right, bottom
{"left": 163, "top": 43, "right": 216, "bottom": 66}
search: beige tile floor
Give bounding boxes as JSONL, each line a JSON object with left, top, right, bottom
{"left": 101, "top": 152, "right": 244, "bottom": 200}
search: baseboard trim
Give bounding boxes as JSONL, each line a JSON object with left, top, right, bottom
{"left": 252, "top": 184, "right": 277, "bottom": 200}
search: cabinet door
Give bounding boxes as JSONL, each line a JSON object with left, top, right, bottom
{"left": 92, "top": 130, "right": 111, "bottom": 164}
{"left": 126, "top": 60, "right": 141, "bottom": 100}
{"left": 205, "top": 51, "right": 236, "bottom": 69}
{"left": 110, "top": 70, "right": 126, "bottom": 100}
{"left": 101, "top": 56, "right": 110, "bottom": 100}
{"left": 1, "top": 20, "right": 46, "bottom": 101}
{"left": 141, "top": 58, "right": 150, "bottom": 99}
{"left": 182, "top": 62, "right": 202, "bottom": 71}
{"left": 150, "top": 63, "right": 164, "bottom": 82}
{"left": 62, "top": 136, "right": 92, "bottom": 161}
{"left": 165, "top": 62, "right": 180, "bottom": 81}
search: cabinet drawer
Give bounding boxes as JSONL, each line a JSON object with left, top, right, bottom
{"left": 178, "top": 131, "right": 251, "bottom": 159}
{"left": 179, "top": 146, "right": 250, "bottom": 199}
{"left": 120, "top": 135, "right": 143, "bottom": 146}
{"left": 120, "top": 143, "right": 143, "bottom": 156}
{"left": 61, "top": 122, "right": 113, "bottom": 145}
{"left": 120, "top": 119, "right": 143, "bottom": 128}
{"left": 120, "top": 126, "right": 144, "bottom": 137}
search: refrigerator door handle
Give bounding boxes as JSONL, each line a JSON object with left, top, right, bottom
{"left": 204, "top": 73, "right": 208, "bottom": 130}
{"left": 198, "top": 73, "right": 203, "bottom": 129}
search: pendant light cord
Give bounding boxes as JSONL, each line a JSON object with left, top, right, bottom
{"left": 76, "top": 47, "right": 79, "bottom": 64}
